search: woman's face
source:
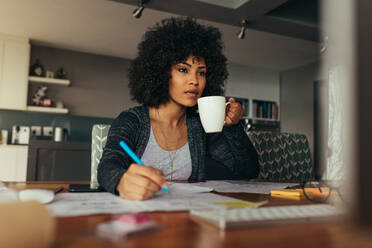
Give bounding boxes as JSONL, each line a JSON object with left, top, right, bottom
{"left": 168, "top": 55, "right": 207, "bottom": 108}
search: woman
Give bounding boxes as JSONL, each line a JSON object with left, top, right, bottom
{"left": 98, "top": 17, "right": 259, "bottom": 200}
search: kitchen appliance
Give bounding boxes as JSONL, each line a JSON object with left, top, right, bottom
{"left": 11, "top": 126, "right": 30, "bottom": 144}
{"left": 0, "top": 130, "right": 8, "bottom": 145}
{"left": 53, "top": 127, "right": 68, "bottom": 142}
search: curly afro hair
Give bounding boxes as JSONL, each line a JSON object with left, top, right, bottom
{"left": 128, "top": 17, "right": 228, "bottom": 107}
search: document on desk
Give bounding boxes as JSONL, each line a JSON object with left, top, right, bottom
{"left": 47, "top": 183, "right": 231, "bottom": 217}
{"left": 190, "top": 180, "right": 298, "bottom": 194}
{"left": 47, "top": 192, "right": 146, "bottom": 216}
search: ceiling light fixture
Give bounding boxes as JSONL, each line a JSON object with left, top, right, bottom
{"left": 133, "top": 0, "right": 148, "bottom": 19}
{"left": 237, "top": 19, "right": 248, "bottom": 39}
{"left": 320, "top": 35, "right": 328, "bottom": 54}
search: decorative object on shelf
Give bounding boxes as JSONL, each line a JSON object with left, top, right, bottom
{"left": 56, "top": 67, "right": 67, "bottom": 79}
{"left": 32, "top": 86, "right": 52, "bottom": 107}
{"left": 29, "top": 59, "right": 45, "bottom": 77}
{"left": 56, "top": 101, "right": 64, "bottom": 109}
{"left": 42, "top": 98, "right": 53, "bottom": 107}
{"left": 45, "top": 70, "right": 54, "bottom": 78}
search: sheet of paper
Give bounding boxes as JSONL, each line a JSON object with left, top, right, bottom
{"left": 47, "top": 183, "right": 231, "bottom": 217}
{"left": 47, "top": 181, "right": 296, "bottom": 216}
{"left": 166, "top": 182, "right": 213, "bottom": 193}
{"left": 142, "top": 190, "right": 234, "bottom": 212}
{"left": 47, "top": 192, "right": 150, "bottom": 217}
{"left": 191, "top": 180, "right": 298, "bottom": 194}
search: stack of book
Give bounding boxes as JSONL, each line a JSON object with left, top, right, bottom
{"left": 252, "top": 100, "right": 279, "bottom": 120}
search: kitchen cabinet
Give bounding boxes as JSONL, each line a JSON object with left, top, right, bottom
{"left": 0, "top": 145, "right": 28, "bottom": 182}
{"left": 0, "top": 34, "right": 30, "bottom": 111}
{"left": 27, "top": 141, "right": 90, "bottom": 181}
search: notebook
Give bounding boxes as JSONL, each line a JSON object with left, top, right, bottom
{"left": 190, "top": 204, "right": 343, "bottom": 229}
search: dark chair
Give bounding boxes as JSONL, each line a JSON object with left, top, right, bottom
{"left": 247, "top": 131, "right": 314, "bottom": 182}
{"left": 27, "top": 140, "right": 90, "bottom": 181}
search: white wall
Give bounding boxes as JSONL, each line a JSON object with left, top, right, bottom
{"left": 280, "top": 62, "right": 320, "bottom": 155}
{"left": 225, "top": 63, "right": 280, "bottom": 103}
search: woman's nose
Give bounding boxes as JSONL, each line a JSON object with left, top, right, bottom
{"left": 188, "top": 73, "right": 199, "bottom": 86}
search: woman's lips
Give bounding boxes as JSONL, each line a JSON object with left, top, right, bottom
{"left": 185, "top": 90, "right": 198, "bottom": 98}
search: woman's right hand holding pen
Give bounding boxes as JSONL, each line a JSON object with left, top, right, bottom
{"left": 116, "top": 163, "right": 169, "bottom": 200}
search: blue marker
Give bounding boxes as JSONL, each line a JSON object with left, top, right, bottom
{"left": 119, "top": 140, "right": 170, "bottom": 194}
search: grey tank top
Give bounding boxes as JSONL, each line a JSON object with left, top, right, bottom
{"left": 140, "top": 126, "right": 192, "bottom": 180}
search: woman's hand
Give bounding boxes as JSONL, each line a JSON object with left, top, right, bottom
{"left": 225, "top": 98, "right": 244, "bottom": 126}
{"left": 116, "top": 163, "right": 168, "bottom": 200}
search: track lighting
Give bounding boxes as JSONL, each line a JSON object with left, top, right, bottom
{"left": 133, "top": 0, "right": 147, "bottom": 19}
{"left": 320, "top": 35, "right": 328, "bottom": 54}
{"left": 237, "top": 20, "right": 248, "bottom": 39}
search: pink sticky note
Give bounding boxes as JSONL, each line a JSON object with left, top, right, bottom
{"left": 118, "top": 213, "right": 150, "bottom": 224}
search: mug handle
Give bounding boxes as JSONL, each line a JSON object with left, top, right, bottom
{"left": 223, "top": 102, "right": 231, "bottom": 125}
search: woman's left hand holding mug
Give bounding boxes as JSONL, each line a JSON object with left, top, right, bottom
{"left": 225, "top": 98, "right": 244, "bottom": 126}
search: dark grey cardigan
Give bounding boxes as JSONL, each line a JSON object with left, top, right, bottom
{"left": 97, "top": 105, "right": 259, "bottom": 194}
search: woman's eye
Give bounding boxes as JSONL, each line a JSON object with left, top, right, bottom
{"left": 178, "top": 68, "right": 188, "bottom": 73}
{"left": 198, "top": 71, "right": 206, "bottom": 77}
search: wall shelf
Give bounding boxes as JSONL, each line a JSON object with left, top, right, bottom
{"left": 249, "top": 117, "right": 280, "bottom": 122}
{"left": 27, "top": 76, "right": 70, "bottom": 114}
{"left": 26, "top": 106, "right": 69, "bottom": 114}
{"left": 28, "top": 76, "right": 70, "bottom": 86}
{"left": 244, "top": 118, "right": 281, "bottom": 132}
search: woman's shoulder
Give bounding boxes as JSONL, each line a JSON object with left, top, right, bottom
{"left": 112, "top": 105, "right": 149, "bottom": 127}
{"left": 119, "top": 105, "right": 147, "bottom": 117}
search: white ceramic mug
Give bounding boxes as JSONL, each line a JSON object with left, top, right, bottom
{"left": 197, "top": 96, "right": 229, "bottom": 133}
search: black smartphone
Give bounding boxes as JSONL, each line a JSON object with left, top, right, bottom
{"left": 68, "top": 184, "right": 104, "bottom": 192}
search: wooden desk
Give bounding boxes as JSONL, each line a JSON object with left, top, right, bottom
{"left": 6, "top": 181, "right": 372, "bottom": 248}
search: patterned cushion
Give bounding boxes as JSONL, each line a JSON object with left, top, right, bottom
{"left": 91, "top": 124, "right": 111, "bottom": 185}
{"left": 247, "top": 131, "right": 314, "bottom": 182}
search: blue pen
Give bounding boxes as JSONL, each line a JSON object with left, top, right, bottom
{"left": 119, "top": 140, "right": 170, "bottom": 194}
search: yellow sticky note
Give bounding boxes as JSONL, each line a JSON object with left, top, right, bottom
{"left": 213, "top": 200, "right": 268, "bottom": 209}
